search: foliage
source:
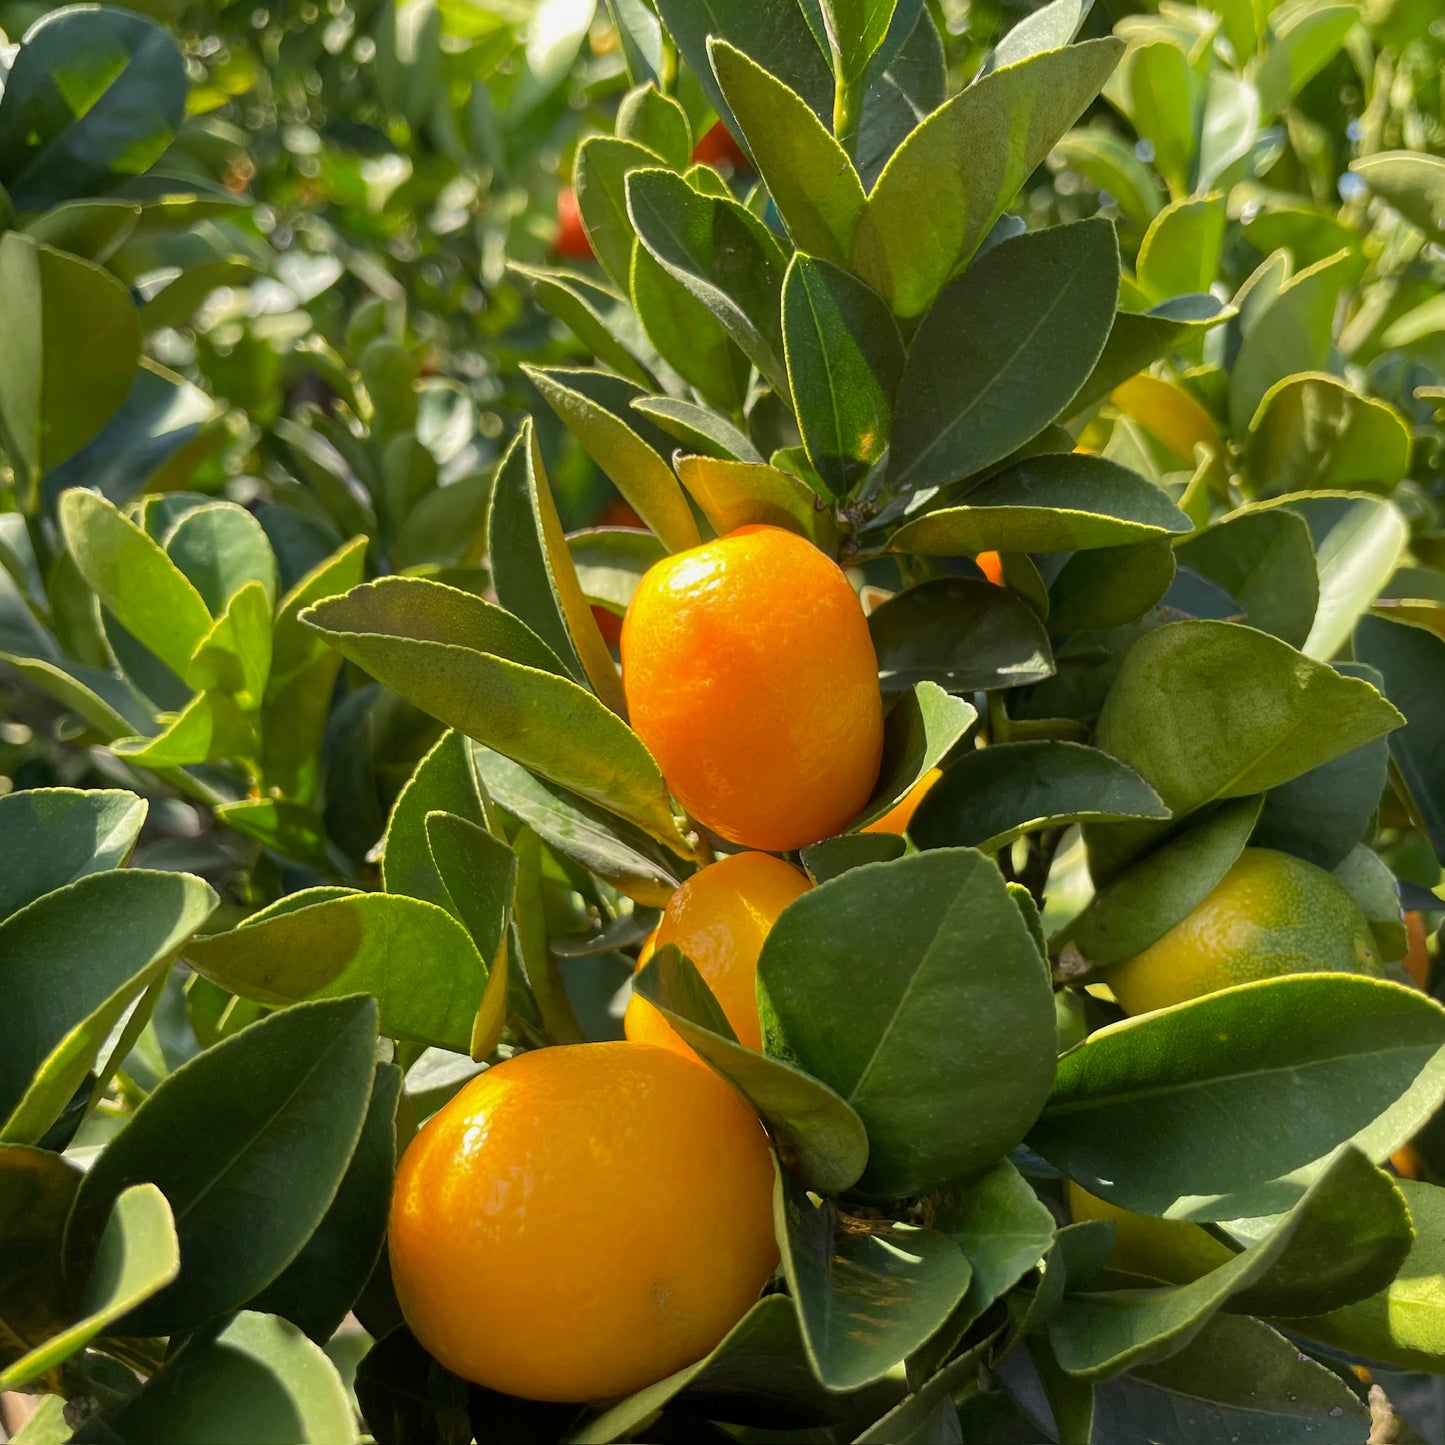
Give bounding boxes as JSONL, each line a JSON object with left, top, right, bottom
{"left": 1, "top": 0, "right": 1444, "bottom": 1438}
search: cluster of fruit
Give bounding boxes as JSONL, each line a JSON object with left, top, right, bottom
{"left": 388, "top": 523, "right": 1392, "bottom": 1404}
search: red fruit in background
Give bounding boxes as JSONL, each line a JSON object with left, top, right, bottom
{"left": 976, "top": 551, "right": 1005, "bottom": 586}
{"left": 596, "top": 497, "right": 645, "bottom": 529}
{"left": 692, "top": 120, "right": 749, "bottom": 172}
{"left": 554, "top": 185, "right": 593, "bottom": 262}
{"left": 592, "top": 606, "right": 624, "bottom": 648}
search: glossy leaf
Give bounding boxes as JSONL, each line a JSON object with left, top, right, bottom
{"left": 868, "top": 577, "right": 1055, "bottom": 695}
{"left": 758, "top": 849, "right": 1057, "bottom": 1197}
{"left": 0, "top": 868, "right": 217, "bottom": 1144}
{"left": 573, "top": 134, "right": 665, "bottom": 290}
{"left": 851, "top": 681, "right": 977, "bottom": 830}
{"left": 0, "top": 786, "right": 146, "bottom": 924}
{"left": 710, "top": 41, "right": 867, "bottom": 266}
{"left": 674, "top": 454, "right": 835, "bottom": 545}
{"left": 778, "top": 1170, "right": 972, "bottom": 1391}
{"left": 888, "top": 220, "right": 1119, "bottom": 494}
{"left": 892, "top": 453, "right": 1191, "bottom": 555}
{"left": 912, "top": 742, "right": 1169, "bottom": 854}
{"left": 633, "top": 948, "right": 869, "bottom": 1194}
{"left": 1049, "top": 537, "right": 1179, "bottom": 633}
{"left": 782, "top": 255, "right": 904, "bottom": 497}
{"left": 68, "top": 997, "right": 378, "bottom": 1337}
{"left": 188, "top": 890, "right": 488, "bottom": 1052}
{"left": 162, "top": 500, "right": 279, "bottom": 613}
{"left": 1136, "top": 195, "right": 1226, "bottom": 303}
{"left": 853, "top": 40, "right": 1124, "bottom": 317}
{"left": 303, "top": 578, "right": 683, "bottom": 845}
{"left": 1029, "top": 974, "right": 1445, "bottom": 1221}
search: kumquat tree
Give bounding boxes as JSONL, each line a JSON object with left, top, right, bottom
{"left": 4, "top": 0, "right": 1445, "bottom": 1439}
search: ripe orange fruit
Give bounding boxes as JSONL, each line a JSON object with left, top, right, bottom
{"left": 976, "top": 551, "right": 1005, "bottom": 586}
{"left": 621, "top": 525, "right": 884, "bottom": 851}
{"left": 862, "top": 768, "right": 942, "bottom": 836}
{"left": 692, "top": 119, "right": 749, "bottom": 171}
{"left": 1105, "top": 847, "right": 1381, "bottom": 1016}
{"left": 389, "top": 1042, "right": 778, "bottom": 1402}
{"left": 554, "top": 185, "right": 593, "bottom": 262}
{"left": 625, "top": 851, "right": 810, "bottom": 1057}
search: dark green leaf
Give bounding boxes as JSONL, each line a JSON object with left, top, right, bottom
{"left": 888, "top": 220, "right": 1119, "bottom": 493}
{"left": 853, "top": 41, "right": 1123, "bottom": 317}
{"left": 574, "top": 135, "right": 667, "bottom": 292}
{"left": 782, "top": 255, "right": 904, "bottom": 497}
{"left": 912, "top": 742, "right": 1169, "bottom": 854}
{"left": 303, "top": 578, "right": 684, "bottom": 845}
{"left": 187, "top": 890, "right": 488, "bottom": 1052}
{"left": 616, "top": 82, "right": 691, "bottom": 169}
{"left": 161, "top": 500, "right": 278, "bottom": 614}
{"left": 801, "top": 832, "right": 907, "bottom": 884}
{"left": 510, "top": 263, "right": 656, "bottom": 388}
{"left": 0, "top": 868, "right": 216, "bottom": 1144}
{"left": 627, "top": 167, "right": 790, "bottom": 394}
{"left": 68, "top": 997, "right": 378, "bottom": 1337}
{"left": 1049, "top": 538, "right": 1178, "bottom": 633}
{"left": 633, "top": 948, "right": 870, "bottom": 1195}
{"left": 629, "top": 396, "right": 762, "bottom": 462}
{"left": 0, "top": 1146, "right": 82, "bottom": 1372}
{"left": 1029, "top": 974, "right": 1445, "bottom": 1220}
{"left": 0, "top": 786, "right": 146, "bottom": 924}
{"left": 354, "top": 1327, "right": 471, "bottom": 1445}
{"left": 777, "top": 1169, "right": 972, "bottom": 1390}
{"left": 758, "top": 849, "right": 1057, "bottom": 1196}
{"left": 851, "top": 681, "right": 977, "bottom": 830}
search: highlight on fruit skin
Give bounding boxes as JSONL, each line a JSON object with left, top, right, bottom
{"left": 624, "top": 851, "right": 810, "bottom": 1059}
{"left": 389, "top": 1041, "right": 779, "bottom": 1403}
{"left": 621, "top": 524, "right": 884, "bottom": 852}
{"left": 862, "top": 767, "right": 942, "bottom": 837}
{"left": 1104, "top": 846, "right": 1382, "bottom": 1016}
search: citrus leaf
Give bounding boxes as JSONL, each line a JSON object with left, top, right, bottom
{"left": 1350, "top": 150, "right": 1445, "bottom": 235}
{"left": 674, "top": 454, "right": 835, "bottom": 545}
{"left": 851, "top": 681, "right": 977, "bottom": 830}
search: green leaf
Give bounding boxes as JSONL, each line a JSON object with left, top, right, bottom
{"left": 1054, "top": 127, "right": 1166, "bottom": 230}
{"left": 0, "top": 1184, "right": 178, "bottom": 1392}
{"left": 68, "top": 997, "right": 378, "bottom": 1338}
{"left": 1172, "top": 508, "right": 1318, "bottom": 649}
{"left": 488, "top": 419, "right": 624, "bottom": 711}
{"left": 852, "top": 40, "right": 1123, "bottom": 317}
{"left": 1244, "top": 374, "right": 1411, "bottom": 499}
{"left": 629, "top": 395, "right": 762, "bottom": 462}
{"left": 1113, "top": 41, "right": 1195, "bottom": 196}
{"left": 1228, "top": 250, "right": 1352, "bottom": 436}
{"left": 111, "top": 689, "right": 256, "bottom": 768}
{"left": 261, "top": 534, "right": 367, "bottom": 806}
{"left": 95, "top": 1311, "right": 357, "bottom": 1444}
{"left": 633, "top": 948, "right": 870, "bottom": 1195}
{"left": 0, "top": 235, "right": 141, "bottom": 486}
{"left": 1029, "top": 974, "right": 1445, "bottom": 1221}
{"left": 185, "top": 580, "right": 272, "bottom": 707}
{"left": 0, "top": 786, "right": 146, "bottom": 924}
{"left": 710, "top": 41, "right": 866, "bottom": 266}
{"left": 1136, "top": 195, "right": 1225, "bottom": 303}
{"left": 1284, "top": 1178, "right": 1445, "bottom": 1372}
{"left": 59, "top": 489, "right": 212, "bottom": 680}
{"left": 574, "top": 135, "right": 666, "bottom": 292}
{"left": 777, "top": 1169, "right": 972, "bottom": 1391}
{"left": 1266, "top": 493, "right": 1409, "bottom": 662}
{"left": 990, "top": 0, "right": 1087, "bottom": 68}
{"left": 1350, "top": 150, "right": 1445, "bottom": 235}
{"left": 213, "top": 799, "right": 336, "bottom": 874}
{"left": 782, "top": 255, "right": 904, "bottom": 497}
{"left": 0, "top": 868, "right": 216, "bottom": 1145}
{"left": 1049, "top": 537, "right": 1179, "bottom": 633}
{"left": 616, "top": 82, "right": 691, "bottom": 169}
{"left": 187, "top": 890, "right": 488, "bottom": 1052}
{"left": 629, "top": 243, "right": 750, "bottom": 411}
{"left": 250, "top": 1064, "right": 401, "bottom": 1343}
{"left": 868, "top": 577, "right": 1054, "bottom": 694}
{"left": 912, "top": 742, "right": 1169, "bottom": 856}
{"left": 758, "top": 849, "right": 1056, "bottom": 1197}
{"left": 1333, "top": 844, "right": 1407, "bottom": 964}
{"left": 303, "top": 578, "right": 683, "bottom": 845}
{"left": 1355, "top": 614, "right": 1445, "bottom": 861}
{"left": 0, "top": 1148, "right": 80, "bottom": 1388}
{"left": 892, "top": 454, "right": 1192, "bottom": 554}
{"left": 1070, "top": 294, "right": 1233, "bottom": 415}
{"left": 380, "top": 730, "right": 485, "bottom": 913}
{"left": 674, "top": 453, "right": 836, "bottom": 545}
{"left": 1091, "top": 619, "right": 1401, "bottom": 875}
{"left": 1256, "top": 3, "right": 1360, "bottom": 119}
{"left": 851, "top": 681, "right": 977, "bottom": 831}
{"left": 567, "top": 525, "right": 668, "bottom": 614}
{"left": 161, "top": 500, "right": 279, "bottom": 614}
{"left": 627, "top": 167, "right": 790, "bottom": 394}
{"left": 1048, "top": 1148, "right": 1404, "bottom": 1380}
{"left": 524, "top": 366, "right": 701, "bottom": 553}
{"left": 1090, "top": 1313, "right": 1371, "bottom": 1444}
{"left": 1057, "top": 797, "right": 1262, "bottom": 968}
{"left": 801, "top": 832, "right": 907, "bottom": 883}
{"left": 888, "top": 219, "right": 1119, "bottom": 494}
{"left": 424, "top": 814, "right": 515, "bottom": 1059}
{"left": 513, "top": 262, "right": 656, "bottom": 388}
{"left": 0, "top": 8, "right": 187, "bottom": 210}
